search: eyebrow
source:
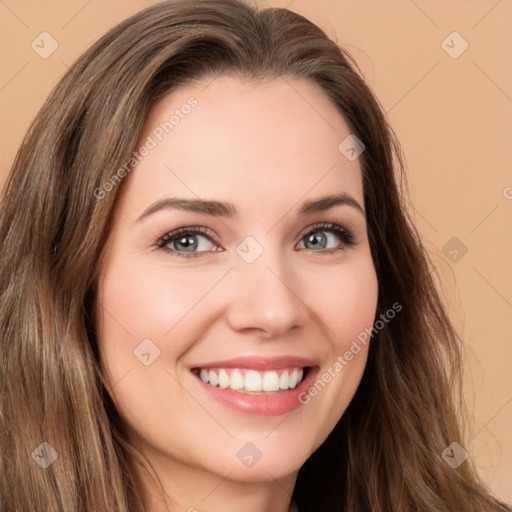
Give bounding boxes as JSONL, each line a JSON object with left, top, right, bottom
{"left": 135, "top": 192, "right": 365, "bottom": 223}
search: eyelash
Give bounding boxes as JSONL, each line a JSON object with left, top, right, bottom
{"left": 155, "top": 222, "right": 356, "bottom": 259}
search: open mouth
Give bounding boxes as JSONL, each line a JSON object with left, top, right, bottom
{"left": 191, "top": 366, "right": 311, "bottom": 394}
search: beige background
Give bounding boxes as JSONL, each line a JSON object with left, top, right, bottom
{"left": 1, "top": 0, "right": 510, "bottom": 503}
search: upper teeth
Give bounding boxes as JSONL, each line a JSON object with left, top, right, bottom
{"left": 197, "top": 368, "right": 305, "bottom": 392}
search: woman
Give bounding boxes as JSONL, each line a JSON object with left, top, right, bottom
{"left": 0, "top": 0, "right": 509, "bottom": 511}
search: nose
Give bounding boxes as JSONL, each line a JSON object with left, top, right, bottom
{"left": 224, "top": 246, "right": 309, "bottom": 339}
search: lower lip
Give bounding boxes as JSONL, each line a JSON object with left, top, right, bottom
{"left": 192, "top": 367, "right": 319, "bottom": 416}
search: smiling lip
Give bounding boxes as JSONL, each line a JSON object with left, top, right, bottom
{"left": 190, "top": 355, "right": 319, "bottom": 416}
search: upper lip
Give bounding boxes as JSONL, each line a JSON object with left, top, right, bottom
{"left": 191, "top": 355, "right": 318, "bottom": 371}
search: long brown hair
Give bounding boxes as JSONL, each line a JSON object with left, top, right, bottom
{"left": 0, "top": 1, "right": 509, "bottom": 511}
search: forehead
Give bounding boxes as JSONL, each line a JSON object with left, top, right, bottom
{"left": 114, "top": 75, "right": 363, "bottom": 220}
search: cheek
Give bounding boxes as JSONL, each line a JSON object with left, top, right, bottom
{"left": 96, "top": 255, "right": 216, "bottom": 341}
{"left": 309, "top": 256, "right": 379, "bottom": 347}
{"left": 93, "top": 257, "right": 211, "bottom": 429}
{"left": 94, "top": 253, "right": 230, "bottom": 394}
{"left": 301, "top": 257, "right": 378, "bottom": 422}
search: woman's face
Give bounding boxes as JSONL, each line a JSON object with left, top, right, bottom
{"left": 94, "top": 75, "right": 378, "bottom": 493}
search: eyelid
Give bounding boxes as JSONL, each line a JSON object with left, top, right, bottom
{"left": 297, "top": 222, "right": 351, "bottom": 241}
{"left": 156, "top": 225, "right": 221, "bottom": 249}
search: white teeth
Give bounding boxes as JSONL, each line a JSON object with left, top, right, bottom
{"left": 262, "top": 371, "right": 280, "bottom": 392}
{"left": 289, "top": 368, "right": 298, "bottom": 388}
{"left": 218, "top": 369, "right": 230, "bottom": 389}
{"left": 279, "top": 370, "right": 289, "bottom": 390}
{"left": 245, "top": 370, "right": 262, "bottom": 391}
{"left": 230, "top": 370, "right": 245, "bottom": 390}
{"left": 196, "top": 367, "right": 306, "bottom": 392}
{"left": 208, "top": 370, "right": 218, "bottom": 387}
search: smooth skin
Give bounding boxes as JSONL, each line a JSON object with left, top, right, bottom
{"left": 94, "top": 75, "right": 379, "bottom": 512}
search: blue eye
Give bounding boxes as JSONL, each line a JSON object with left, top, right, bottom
{"left": 156, "top": 226, "right": 220, "bottom": 258}
{"left": 156, "top": 222, "right": 355, "bottom": 259}
{"left": 297, "top": 222, "right": 355, "bottom": 252}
